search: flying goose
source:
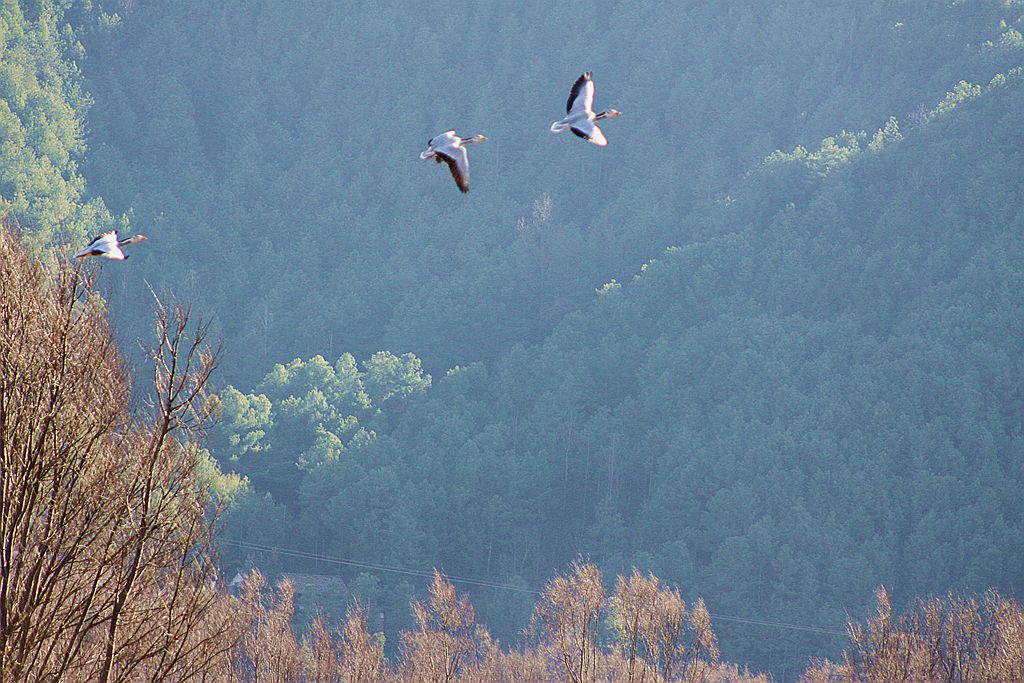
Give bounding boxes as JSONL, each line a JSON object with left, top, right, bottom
{"left": 550, "top": 71, "right": 621, "bottom": 146}
{"left": 420, "top": 131, "right": 487, "bottom": 193}
{"left": 74, "top": 231, "right": 147, "bottom": 260}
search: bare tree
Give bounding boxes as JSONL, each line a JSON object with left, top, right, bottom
{"left": 235, "top": 572, "right": 305, "bottom": 683}
{"left": 800, "top": 586, "right": 1024, "bottom": 682}
{"left": 530, "top": 560, "right": 605, "bottom": 683}
{"left": 338, "top": 602, "right": 387, "bottom": 683}
{"left": 398, "top": 571, "right": 484, "bottom": 683}
{"left": 610, "top": 570, "right": 722, "bottom": 683}
{"left": 225, "top": 554, "right": 767, "bottom": 683}
{"left": 304, "top": 616, "right": 342, "bottom": 683}
{"left": 0, "top": 228, "right": 240, "bottom": 682}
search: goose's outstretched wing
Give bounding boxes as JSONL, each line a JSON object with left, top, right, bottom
{"left": 75, "top": 231, "right": 122, "bottom": 259}
{"left": 436, "top": 146, "right": 470, "bottom": 193}
{"left": 567, "top": 71, "right": 595, "bottom": 115}
{"left": 570, "top": 119, "right": 608, "bottom": 146}
{"left": 86, "top": 230, "right": 117, "bottom": 248}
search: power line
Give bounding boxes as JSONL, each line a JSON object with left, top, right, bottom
{"left": 222, "top": 538, "right": 846, "bottom": 637}
{"left": 711, "top": 614, "right": 844, "bottom": 636}
{"left": 221, "top": 539, "right": 539, "bottom": 594}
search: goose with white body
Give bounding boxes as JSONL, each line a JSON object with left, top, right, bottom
{"left": 420, "top": 131, "right": 487, "bottom": 193}
{"left": 74, "top": 231, "right": 147, "bottom": 261}
{"left": 550, "top": 71, "right": 621, "bottom": 146}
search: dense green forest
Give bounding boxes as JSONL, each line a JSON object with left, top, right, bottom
{"left": 4, "top": 0, "right": 1024, "bottom": 679}
{"left": 77, "top": 0, "right": 1024, "bottom": 382}
{"left": 0, "top": 0, "right": 121, "bottom": 255}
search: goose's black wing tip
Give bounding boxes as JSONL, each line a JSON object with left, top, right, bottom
{"left": 566, "top": 72, "right": 591, "bottom": 113}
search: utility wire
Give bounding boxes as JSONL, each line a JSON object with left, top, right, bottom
{"left": 711, "top": 614, "right": 844, "bottom": 636}
{"left": 223, "top": 538, "right": 846, "bottom": 637}
{"left": 222, "top": 539, "right": 538, "bottom": 594}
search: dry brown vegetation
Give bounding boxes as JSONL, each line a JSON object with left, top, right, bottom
{"left": 801, "top": 587, "right": 1024, "bottom": 683}
{"left": 230, "top": 565, "right": 766, "bottom": 683}
{"left": 1, "top": 226, "right": 241, "bottom": 680}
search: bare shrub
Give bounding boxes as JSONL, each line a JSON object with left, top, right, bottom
{"left": 609, "top": 570, "right": 721, "bottom": 683}
{"left": 529, "top": 560, "right": 606, "bottom": 683}
{"left": 800, "top": 587, "right": 1024, "bottom": 682}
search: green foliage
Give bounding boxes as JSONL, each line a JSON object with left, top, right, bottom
{"left": 868, "top": 117, "right": 902, "bottom": 151}
{"left": 0, "top": 0, "right": 118, "bottom": 256}
{"left": 765, "top": 131, "right": 867, "bottom": 176}
{"left": 362, "top": 352, "right": 432, "bottom": 405}
{"left": 209, "top": 351, "right": 429, "bottom": 501}
{"left": 766, "top": 67, "right": 1020, "bottom": 178}
{"left": 931, "top": 80, "right": 983, "bottom": 119}
{"left": 211, "top": 386, "right": 273, "bottom": 461}
{"left": 194, "top": 445, "right": 247, "bottom": 504}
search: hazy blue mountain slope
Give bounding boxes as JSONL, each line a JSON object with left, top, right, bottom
{"left": 78, "top": 0, "right": 1024, "bottom": 383}
{"left": 212, "top": 71, "right": 1024, "bottom": 679}
{"left": 65, "top": 1, "right": 1024, "bottom": 678}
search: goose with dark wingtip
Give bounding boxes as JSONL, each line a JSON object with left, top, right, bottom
{"left": 74, "top": 230, "right": 147, "bottom": 261}
{"left": 420, "top": 131, "right": 487, "bottom": 193}
{"left": 550, "top": 71, "right": 621, "bottom": 146}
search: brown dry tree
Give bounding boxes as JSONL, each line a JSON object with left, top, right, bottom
{"left": 529, "top": 560, "right": 606, "bottom": 683}
{"left": 224, "top": 559, "right": 766, "bottom": 683}
{"left": 609, "top": 570, "right": 721, "bottom": 683}
{"left": 232, "top": 574, "right": 388, "bottom": 683}
{"left": 235, "top": 572, "right": 304, "bottom": 683}
{"left": 0, "top": 228, "right": 241, "bottom": 682}
{"left": 397, "top": 571, "right": 487, "bottom": 683}
{"left": 800, "top": 586, "right": 1024, "bottom": 683}
{"left": 337, "top": 601, "right": 387, "bottom": 683}
{"left": 304, "top": 615, "right": 343, "bottom": 683}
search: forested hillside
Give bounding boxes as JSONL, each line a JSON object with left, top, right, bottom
{"left": 0, "top": 0, "right": 120, "bottom": 256}
{"left": 79, "top": 0, "right": 1024, "bottom": 382}
{"left": 210, "top": 68, "right": 1024, "bottom": 678}
{"left": 4, "top": 0, "right": 1024, "bottom": 680}
{"left": 5, "top": 228, "right": 774, "bottom": 682}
